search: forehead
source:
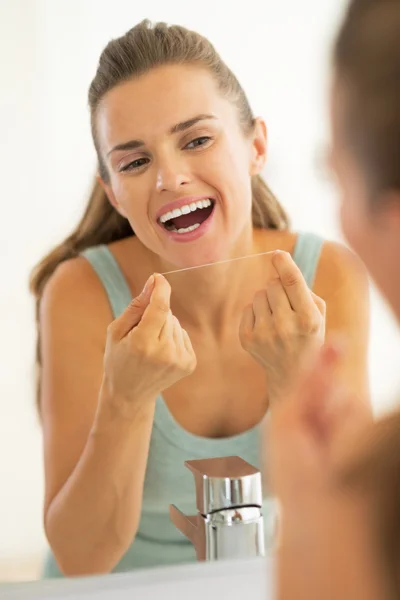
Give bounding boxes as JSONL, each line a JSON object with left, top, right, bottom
{"left": 96, "top": 64, "right": 232, "bottom": 150}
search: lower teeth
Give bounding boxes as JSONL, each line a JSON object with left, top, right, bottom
{"left": 170, "top": 223, "right": 201, "bottom": 234}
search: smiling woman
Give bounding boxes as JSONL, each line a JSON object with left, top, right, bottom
{"left": 157, "top": 197, "right": 214, "bottom": 238}
{"left": 91, "top": 59, "right": 286, "bottom": 269}
{"left": 28, "top": 19, "right": 371, "bottom": 578}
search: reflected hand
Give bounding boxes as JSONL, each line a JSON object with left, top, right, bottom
{"left": 267, "top": 341, "right": 368, "bottom": 508}
{"left": 239, "top": 250, "right": 326, "bottom": 402}
{"left": 103, "top": 274, "right": 197, "bottom": 405}
{"left": 267, "top": 343, "right": 373, "bottom": 600}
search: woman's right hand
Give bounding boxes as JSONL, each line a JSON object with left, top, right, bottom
{"left": 102, "top": 273, "right": 197, "bottom": 405}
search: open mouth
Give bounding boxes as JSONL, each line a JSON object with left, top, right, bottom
{"left": 158, "top": 198, "right": 215, "bottom": 234}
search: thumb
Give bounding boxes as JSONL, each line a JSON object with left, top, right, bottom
{"left": 110, "top": 274, "right": 156, "bottom": 340}
{"left": 310, "top": 291, "right": 326, "bottom": 317}
{"left": 139, "top": 274, "right": 172, "bottom": 336}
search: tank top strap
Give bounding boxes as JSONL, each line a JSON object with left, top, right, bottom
{"left": 81, "top": 245, "right": 132, "bottom": 318}
{"left": 292, "top": 231, "right": 324, "bottom": 288}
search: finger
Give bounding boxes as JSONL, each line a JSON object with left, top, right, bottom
{"left": 272, "top": 250, "right": 314, "bottom": 313}
{"left": 327, "top": 389, "right": 371, "bottom": 443}
{"left": 138, "top": 274, "right": 171, "bottom": 337}
{"left": 265, "top": 278, "right": 291, "bottom": 316}
{"left": 304, "top": 383, "right": 348, "bottom": 444}
{"left": 182, "top": 327, "right": 195, "bottom": 355}
{"left": 294, "top": 342, "right": 345, "bottom": 415}
{"left": 311, "top": 291, "right": 326, "bottom": 317}
{"left": 278, "top": 342, "right": 342, "bottom": 420}
{"left": 239, "top": 303, "right": 256, "bottom": 343}
{"left": 252, "top": 289, "right": 273, "bottom": 326}
{"left": 159, "top": 310, "right": 175, "bottom": 342}
{"left": 110, "top": 274, "right": 155, "bottom": 339}
{"left": 171, "top": 315, "right": 184, "bottom": 347}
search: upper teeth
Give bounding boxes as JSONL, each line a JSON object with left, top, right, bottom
{"left": 159, "top": 199, "right": 212, "bottom": 224}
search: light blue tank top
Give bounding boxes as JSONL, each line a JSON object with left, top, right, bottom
{"left": 42, "top": 232, "right": 324, "bottom": 577}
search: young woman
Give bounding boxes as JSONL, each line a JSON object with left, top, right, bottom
{"left": 268, "top": 1, "right": 400, "bottom": 598}
{"left": 30, "top": 19, "right": 370, "bottom": 577}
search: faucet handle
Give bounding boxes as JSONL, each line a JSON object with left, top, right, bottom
{"left": 169, "top": 505, "right": 206, "bottom": 560}
{"left": 184, "top": 456, "right": 262, "bottom": 515}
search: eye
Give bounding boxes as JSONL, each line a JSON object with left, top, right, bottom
{"left": 120, "top": 157, "right": 150, "bottom": 172}
{"left": 184, "top": 136, "right": 212, "bottom": 150}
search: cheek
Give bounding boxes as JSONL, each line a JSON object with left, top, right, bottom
{"left": 339, "top": 192, "right": 384, "bottom": 281}
{"left": 212, "top": 144, "right": 253, "bottom": 207}
{"left": 111, "top": 176, "right": 150, "bottom": 223}
{"left": 340, "top": 200, "right": 373, "bottom": 261}
{"left": 337, "top": 174, "right": 371, "bottom": 256}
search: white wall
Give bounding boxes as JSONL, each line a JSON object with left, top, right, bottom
{"left": 1, "top": 0, "right": 399, "bottom": 580}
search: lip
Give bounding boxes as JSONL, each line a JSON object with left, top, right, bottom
{"left": 156, "top": 196, "right": 216, "bottom": 244}
{"left": 155, "top": 195, "right": 214, "bottom": 222}
{"left": 160, "top": 206, "right": 216, "bottom": 243}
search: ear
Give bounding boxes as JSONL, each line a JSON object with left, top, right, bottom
{"left": 97, "top": 175, "right": 128, "bottom": 218}
{"left": 249, "top": 117, "right": 268, "bottom": 177}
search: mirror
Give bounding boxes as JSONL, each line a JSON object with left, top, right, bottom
{"left": 2, "top": 0, "right": 400, "bottom": 589}
{"left": 40, "top": 250, "right": 282, "bottom": 578}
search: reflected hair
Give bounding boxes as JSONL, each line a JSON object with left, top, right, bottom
{"left": 333, "top": 0, "right": 400, "bottom": 199}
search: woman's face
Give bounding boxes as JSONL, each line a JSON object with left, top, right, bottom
{"left": 329, "top": 77, "right": 400, "bottom": 320}
{"left": 96, "top": 64, "right": 267, "bottom": 269}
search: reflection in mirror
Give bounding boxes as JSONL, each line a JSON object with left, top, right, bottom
{"left": 38, "top": 250, "right": 289, "bottom": 578}
{"left": 34, "top": 15, "right": 366, "bottom": 583}
{"left": 37, "top": 225, "right": 368, "bottom": 582}
{"left": 169, "top": 456, "right": 266, "bottom": 562}
{"left": 2, "top": 0, "right": 400, "bottom": 589}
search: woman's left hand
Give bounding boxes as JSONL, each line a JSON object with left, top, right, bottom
{"left": 239, "top": 250, "right": 326, "bottom": 402}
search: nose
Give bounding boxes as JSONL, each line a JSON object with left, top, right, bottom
{"left": 155, "top": 154, "right": 191, "bottom": 193}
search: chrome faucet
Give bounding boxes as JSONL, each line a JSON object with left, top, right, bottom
{"left": 170, "top": 456, "right": 265, "bottom": 561}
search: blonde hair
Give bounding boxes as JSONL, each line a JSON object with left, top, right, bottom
{"left": 30, "top": 19, "right": 290, "bottom": 412}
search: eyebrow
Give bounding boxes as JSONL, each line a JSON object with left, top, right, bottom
{"left": 107, "top": 114, "right": 216, "bottom": 156}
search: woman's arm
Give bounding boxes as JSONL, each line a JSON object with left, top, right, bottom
{"left": 240, "top": 241, "right": 372, "bottom": 415}
{"left": 40, "top": 262, "right": 195, "bottom": 576}
{"left": 40, "top": 258, "right": 155, "bottom": 576}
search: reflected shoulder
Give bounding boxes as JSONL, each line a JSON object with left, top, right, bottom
{"left": 314, "top": 239, "right": 370, "bottom": 302}
{"left": 40, "top": 256, "right": 113, "bottom": 338}
{"left": 254, "top": 228, "right": 299, "bottom": 254}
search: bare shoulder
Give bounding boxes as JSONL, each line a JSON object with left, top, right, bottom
{"left": 40, "top": 256, "right": 113, "bottom": 344}
{"left": 313, "top": 239, "right": 369, "bottom": 301}
{"left": 254, "top": 229, "right": 368, "bottom": 300}
{"left": 39, "top": 257, "right": 117, "bottom": 512}
{"left": 313, "top": 240, "right": 371, "bottom": 404}
{"left": 254, "top": 228, "right": 299, "bottom": 253}
{"left": 107, "top": 235, "right": 152, "bottom": 296}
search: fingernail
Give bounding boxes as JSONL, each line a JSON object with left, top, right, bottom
{"left": 142, "top": 274, "right": 155, "bottom": 294}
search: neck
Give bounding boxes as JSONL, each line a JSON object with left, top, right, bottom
{"left": 159, "top": 225, "right": 260, "bottom": 332}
